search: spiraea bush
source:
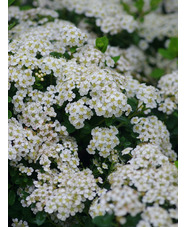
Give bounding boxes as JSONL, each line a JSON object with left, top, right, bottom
{"left": 8, "top": 0, "right": 178, "bottom": 226}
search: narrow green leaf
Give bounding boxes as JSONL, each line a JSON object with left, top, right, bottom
{"left": 122, "top": 3, "right": 131, "bottom": 14}
{"left": 8, "top": 0, "right": 15, "bottom": 7}
{"left": 8, "top": 96, "right": 12, "bottom": 103}
{"left": 169, "top": 37, "right": 178, "bottom": 56}
{"left": 150, "top": 0, "right": 162, "bottom": 10}
{"left": 95, "top": 36, "right": 109, "bottom": 53}
{"left": 50, "top": 52, "right": 63, "bottom": 59}
{"left": 150, "top": 68, "right": 165, "bottom": 79}
{"left": 175, "top": 161, "right": 178, "bottom": 168}
{"left": 8, "top": 22, "right": 16, "bottom": 30}
{"left": 127, "top": 97, "right": 138, "bottom": 111}
{"left": 111, "top": 56, "right": 120, "bottom": 63}
{"left": 20, "top": 5, "right": 33, "bottom": 10}
{"left": 134, "top": 0, "right": 144, "bottom": 12}
{"left": 70, "top": 46, "right": 77, "bottom": 54}
{"left": 8, "top": 110, "right": 12, "bottom": 119}
{"left": 63, "top": 115, "right": 76, "bottom": 133}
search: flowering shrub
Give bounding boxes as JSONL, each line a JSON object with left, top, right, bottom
{"left": 8, "top": 0, "right": 178, "bottom": 226}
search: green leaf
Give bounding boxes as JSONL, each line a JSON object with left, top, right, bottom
{"left": 173, "top": 111, "right": 178, "bottom": 118}
{"left": 35, "top": 211, "right": 47, "bottom": 226}
{"left": 63, "top": 52, "right": 71, "bottom": 60}
{"left": 20, "top": 5, "right": 33, "bottom": 10}
{"left": 116, "top": 116, "right": 130, "bottom": 125}
{"left": 134, "top": 0, "right": 144, "bottom": 12}
{"left": 158, "top": 49, "right": 174, "bottom": 59}
{"left": 50, "top": 52, "right": 63, "bottom": 59}
{"left": 150, "top": 0, "right": 162, "bottom": 10}
{"left": 150, "top": 68, "right": 165, "bottom": 79}
{"left": 121, "top": 2, "right": 131, "bottom": 14}
{"left": 127, "top": 97, "right": 138, "bottom": 111}
{"left": 82, "top": 216, "right": 95, "bottom": 227}
{"left": 95, "top": 36, "right": 109, "bottom": 53}
{"left": 8, "top": 22, "right": 16, "bottom": 30}
{"left": 125, "top": 213, "right": 141, "bottom": 226}
{"left": 80, "top": 122, "right": 92, "bottom": 135}
{"left": 132, "top": 33, "right": 140, "bottom": 45}
{"left": 70, "top": 46, "right": 77, "bottom": 54}
{"left": 8, "top": 110, "right": 12, "bottom": 119}
{"left": 111, "top": 56, "right": 120, "bottom": 64}
{"left": 8, "top": 190, "right": 16, "bottom": 206}
{"left": 105, "top": 118, "right": 115, "bottom": 127}
{"left": 8, "top": 96, "right": 12, "bottom": 103}
{"left": 92, "top": 213, "right": 114, "bottom": 227}
{"left": 169, "top": 37, "right": 178, "bottom": 55}
{"left": 158, "top": 37, "right": 178, "bottom": 60}
{"left": 63, "top": 115, "right": 76, "bottom": 133}
{"left": 174, "top": 161, "right": 178, "bottom": 168}
{"left": 8, "top": 0, "right": 15, "bottom": 7}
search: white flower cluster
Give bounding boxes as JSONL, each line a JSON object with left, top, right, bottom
{"left": 8, "top": 117, "right": 80, "bottom": 171}
{"left": 8, "top": 5, "right": 177, "bottom": 226}
{"left": 21, "top": 168, "right": 98, "bottom": 222}
{"left": 17, "top": 163, "right": 34, "bottom": 176}
{"left": 18, "top": 102, "right": 56, "bottom": 130}
{"left": 122, "top": 143, "right": 169, "bottom": 169}
{"left": 139, "top": 13, "right": 177, "bottom": 43}
{"left": 65, "top": 98, "right": 93, "bottom": 129}
{"left": 36, "top": 0, "right": 138, "bottom": 34}
{"left": 74, "top": 45, "right": 115, "bottom": 68}
{"left": 124, "top": 74, "right": 161, "bottom": 113}
{"left": 9, "top": 20, "right": 88, "bottom": 62}
{"left": 89, "top": 185, "right": 144, "bottom": 224}
{"left": 8, "top": 6, "right": 58, "bottom": 25}
{"left": 158, "top": 70, "right": 178, "bottom": 114}
{"left": 131, "top": 116, "right": 177, "bottom": 160}
{"left": 11, "top": 218, "right": 29, "bottom": 227}
{"left": 106, "top": 45, "right": 147, "bottom": 74}
{"left": 87, "top": 126, "right": 119, "bottom": 158}
{"left": 97, "top": 149, "right": 178, "bottom": 225}
{"left": 90, "top": 158, "right": 177, "bottom": 225}
{"left": 110, "top": 162, "right": 177, "bottom": 204}
{"left": 135, "top": 84, "right": 161, "bottom": 112}
{"left": 55, "top": 62, "right": 130, "bottom": 125}
{"left": 141, "top": 205, "right": 174, "bottom": 227}
{"left": 9, "top": 118, "right": 39, "bottom": 161}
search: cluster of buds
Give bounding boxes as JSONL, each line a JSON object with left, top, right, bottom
{"left": 35, "top": 70, "right": 46, "bottom": 81}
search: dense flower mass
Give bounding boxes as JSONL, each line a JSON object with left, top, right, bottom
{"left": 87, "top": 126, "right": 119, "bottom": 158}
{"left": 8, "top": 0, "right": 177, "bottom": 226}
{"left": 131, "top": 116, "right": 177, "bottom": 160}
{"left": 20, "top": 168, "right": 99, "bottom": 222}
{"left": 158, "top": 70, "right": 178, "bottom": 114}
